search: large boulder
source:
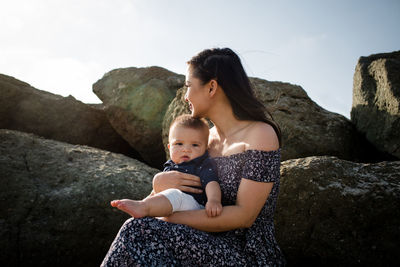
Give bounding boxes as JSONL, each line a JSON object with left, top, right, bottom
{"left": 0, "top": 73, "right": 139, "bottom": 159}
{"left": 251, "top": 78, "right": 388, "bottom": 162}
{"left": 351, "top": 51, "right": 400, "bottom": 159}
{"left": 276, "top": 156, "right": 400, "bottom": 266}
{"left": 163, "top": 78, "right": 385, "bottom": 162}
{"left": 0, "top": 129, "right": 158, "bottom": 267}
{"left": 93, "top": 67, "right": 185, "bottom": 168}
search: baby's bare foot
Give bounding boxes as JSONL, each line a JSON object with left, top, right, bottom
{"left": 110, "top": 199, "right": 148, "bottom": 218}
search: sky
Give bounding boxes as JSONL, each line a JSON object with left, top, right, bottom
{"left": 1, "top": 0, "right": 399, "bottom": 119}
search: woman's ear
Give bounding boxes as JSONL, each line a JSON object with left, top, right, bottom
{"left": 209, "top": 79, "right": 218, "bottom": 96}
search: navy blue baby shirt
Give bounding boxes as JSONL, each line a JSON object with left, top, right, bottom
{"left": 163, "top": 151, "right": 219, "bottom": 206}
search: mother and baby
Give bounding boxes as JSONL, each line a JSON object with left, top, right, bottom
{"left": 101, "top": 47, "right": 286, "bottom": 266}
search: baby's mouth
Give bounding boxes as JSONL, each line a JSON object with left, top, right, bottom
{"left": 181, "top": 155, "right": 190, "bottom": 161}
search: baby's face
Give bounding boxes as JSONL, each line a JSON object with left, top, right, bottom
{"left": 168, "top": 125, "right": 208, "bottom": 164}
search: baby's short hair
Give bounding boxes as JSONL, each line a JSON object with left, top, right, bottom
{"left": 169, "top": 114, "right": 209, "bottom": 137}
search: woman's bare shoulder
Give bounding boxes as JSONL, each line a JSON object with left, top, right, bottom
{"left": 245, "top": 122, "right": 279, "bottom": 151}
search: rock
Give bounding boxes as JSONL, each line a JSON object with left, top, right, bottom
{"left": 275, "top": 156, "right": 400, "bottom": 266}
{"left": 351, "top": 51, "right": 400, "bottom": 159}
{"left": 163, "top": 77, "right": 384, "bottom": 162}
{"left": 0, "top": 73, "right": 140, "bottom": 159}
{"left": 0, "top": 129, "right": 158, "bottom": 267}
{"left": 251, "top": 78, "right": 389, "bottom": 162}
{"left": 93, "top": 67, "right": 185, "bottom": 168}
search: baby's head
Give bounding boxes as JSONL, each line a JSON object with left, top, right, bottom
{"left": 168, "top": 114, "right": 209, "bottom": 164}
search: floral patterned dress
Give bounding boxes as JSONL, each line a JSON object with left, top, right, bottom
{"left": 101, "top": 149, "right": 286, "bottom": 266}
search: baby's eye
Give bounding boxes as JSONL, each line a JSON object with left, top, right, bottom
{"left": 192, "top": 144, "right": 199, "bottom": 147}
{"left": 176, "top": 142, "right": 183, "bottom": 146}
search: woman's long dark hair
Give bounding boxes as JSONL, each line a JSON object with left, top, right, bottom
{"left": 187, "top": 48, "right": 282, "bottom": 147}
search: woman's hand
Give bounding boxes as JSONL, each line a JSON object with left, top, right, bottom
{"left": 152, "top": 171, "right": 202, "bottom": 194}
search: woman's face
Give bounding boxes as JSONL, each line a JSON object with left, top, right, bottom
{"left": 184, "top": 65, "right": 210, "bottom": 118}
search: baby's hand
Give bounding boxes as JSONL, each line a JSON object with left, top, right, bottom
{"left": 205, "top": 200, "right": 222, "bottom": 217}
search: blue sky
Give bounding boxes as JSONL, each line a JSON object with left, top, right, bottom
{"left": 1, "top": 0, "right": 399, "bottom": 118}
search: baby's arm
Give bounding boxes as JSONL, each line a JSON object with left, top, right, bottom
{"left": 205, "top": 181, "right": 222, "bottom": 217}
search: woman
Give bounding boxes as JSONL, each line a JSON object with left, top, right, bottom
{"left": 101, "top": 48, "right": 286, "bottom": 266}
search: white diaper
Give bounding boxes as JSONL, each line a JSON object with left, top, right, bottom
{"left": 159, "top": 188, "right": 204, "bottom": 212}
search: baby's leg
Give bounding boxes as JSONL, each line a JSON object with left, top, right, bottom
{"left": 111, "top": 194, "right": 173, "bottom": 218}
{"left": 159, "top": 188, "right": 203, "bottom": 212}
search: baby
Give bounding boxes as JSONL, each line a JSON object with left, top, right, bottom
{"left": 111, "top": 114, "right": 222, "bottom": 218}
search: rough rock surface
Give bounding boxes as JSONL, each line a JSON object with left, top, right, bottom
{"left": 0, "top": 73, "right": 139, "bottom": 159}
{"left": 0, "top": 129, "right": 158, "bottom": 267}
{"left": 93, "top": 67, "right": 185, "bottom": 168}
{"left": 351, "top": 51, "right": 400, "bottom": 159}
{"left": 275, "top": 156, "right": 400, "bottom": 266}
{"left": 163, "top": 77, "right": 385, "bottom": 162}
{"left": 251, "top": 78, "right": 388, "bottom": 162}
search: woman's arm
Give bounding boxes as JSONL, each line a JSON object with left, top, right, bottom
{"left": 152, "top": 171, "right": 203, "bottom": 194}
{"left": 163, "top": 178, "right": 273, "bottom": 232}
